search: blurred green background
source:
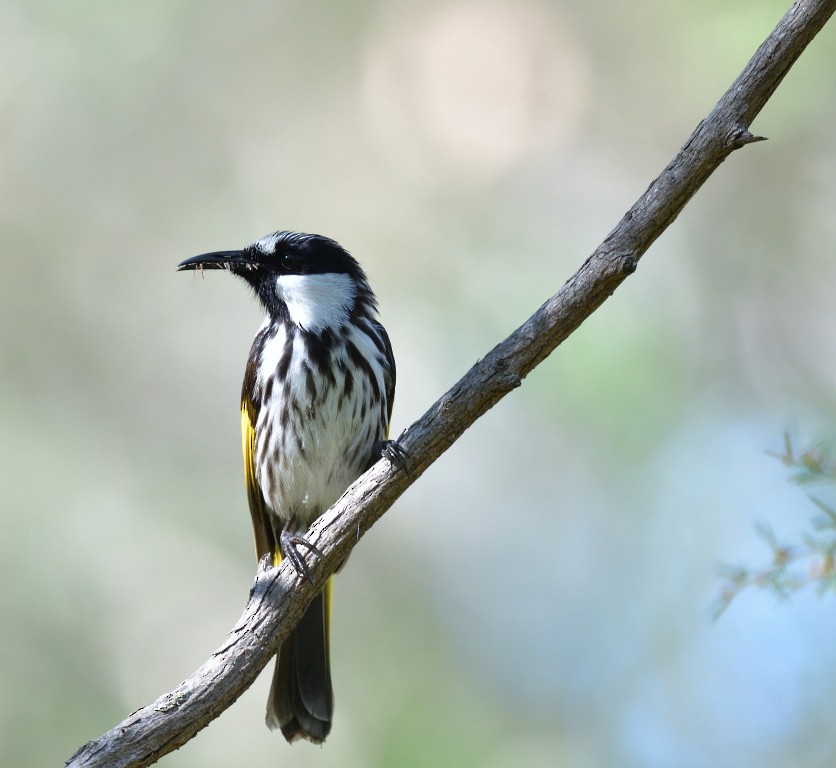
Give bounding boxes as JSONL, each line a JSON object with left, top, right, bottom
{"left": 2, "top": 1, "right": 835, "bottom": 766}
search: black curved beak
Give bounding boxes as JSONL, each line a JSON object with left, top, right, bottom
{"left": 176, "top": 250, "right": 252, "bottom": 271}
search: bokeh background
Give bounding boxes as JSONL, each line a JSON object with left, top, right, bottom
{"left": 2, "top": 1, "right": 835, "bottom": 766}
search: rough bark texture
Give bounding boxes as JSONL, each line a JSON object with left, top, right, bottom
{"left": 67, "top": 2, "right": 835, "bottom": 766}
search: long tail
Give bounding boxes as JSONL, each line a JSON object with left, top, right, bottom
{"left": 266, "top": 578, "right": 333, "bottom": 743}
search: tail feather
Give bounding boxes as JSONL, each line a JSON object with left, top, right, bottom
{"left": 266, "top": 580, "right": 333, "bottom": 743}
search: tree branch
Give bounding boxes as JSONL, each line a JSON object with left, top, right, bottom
{"left": 67, "top": 1, "right": 835, "bottom": 766}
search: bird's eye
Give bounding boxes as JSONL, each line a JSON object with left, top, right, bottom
{"left": 280, "top": 250, "right": 302, "bottom": 272}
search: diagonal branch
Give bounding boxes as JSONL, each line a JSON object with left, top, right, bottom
{"left": 67, "top": 1, "right": 835, "bottom": 766}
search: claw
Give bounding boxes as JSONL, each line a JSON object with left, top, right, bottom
{"left": 374, "top": 439, "right": 410, "bottom": 476}
{"left": 279, "top": 528, "right": 324, "bottom": 585}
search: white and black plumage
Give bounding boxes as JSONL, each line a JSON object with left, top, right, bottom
{"left": 178, "top": 231, "right": 397, "bottom": 744}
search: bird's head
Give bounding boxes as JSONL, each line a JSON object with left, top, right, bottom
{"left": 177, "top": 231, "right": 375, "bottom": 334}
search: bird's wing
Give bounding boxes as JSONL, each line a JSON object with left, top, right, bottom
{"left": 378, "top": 322, "right": 396, "bottom": 434}
{"left": 241, "top": 388, "right": 276, "bottom": 562}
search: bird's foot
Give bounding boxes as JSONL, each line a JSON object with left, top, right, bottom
{"left": 280, "top": 528, "right": 324, "bottom": 585}
{"left": 374, "top": 439, "right": 410, "bottom": 476}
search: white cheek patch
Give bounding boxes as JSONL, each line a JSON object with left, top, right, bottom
{"left": 276, "top": 273, "right": 356, "bottom": 333}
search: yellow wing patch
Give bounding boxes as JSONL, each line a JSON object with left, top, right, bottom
{"left": 241, "top": 395, "right": 275, "bottom": 561}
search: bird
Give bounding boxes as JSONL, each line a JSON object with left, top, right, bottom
{"left": 177, "top": 230, "right": 399, "bottom": 744}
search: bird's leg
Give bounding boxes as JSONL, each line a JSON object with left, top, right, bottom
{"left": 374, "top": 438, "right": 410, "bottom": 476}
{"left": 279, "top": 518, "right": 324, "bottom": 585}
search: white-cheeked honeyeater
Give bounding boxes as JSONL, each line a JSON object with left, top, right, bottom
{"left": 178, "top": 231, "right": 399, "bottom": 744}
